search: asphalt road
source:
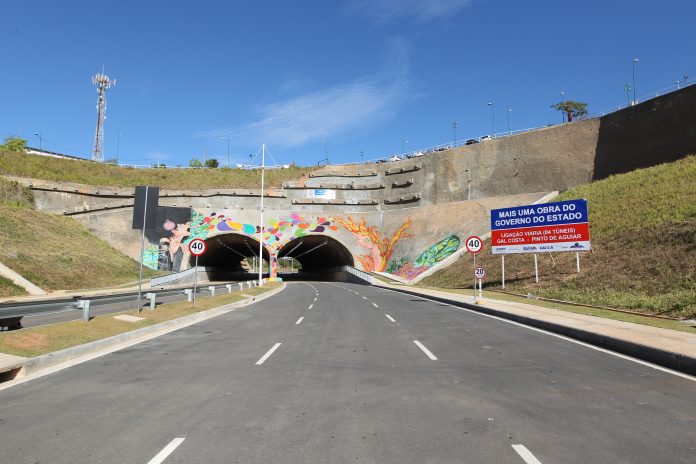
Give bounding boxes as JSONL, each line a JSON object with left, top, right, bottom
{"left": 0, "top": 282, "right": 694, "bottom": 463}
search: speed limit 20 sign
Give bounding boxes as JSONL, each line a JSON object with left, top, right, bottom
{"left": 188, "top": 238, "right": 207, "bottom": 256}
{"left": 474, "top": 267, "right": 486, "bottom": 279}
{"left": 465, "top": 236, "right": 483, "bottom": 254}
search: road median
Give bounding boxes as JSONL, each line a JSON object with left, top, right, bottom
{"left": 0, "top": 282, "right": 285, "bottom": 384}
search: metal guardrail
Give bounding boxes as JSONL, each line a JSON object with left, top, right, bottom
{"left": 149, "top": 267, "right": 197, "bottom": 287}
{"left": 0, "top": 280, "right": 263, "bottom": 330}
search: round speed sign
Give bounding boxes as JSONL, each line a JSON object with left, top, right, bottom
{"left": 188, "top": 238, "right": 207, "bottom": 256}
{"left": 474, "top": 267, "right": 486, "bottom": 279}
{"left": 465, "top": 235, "right": 483, "bottom": 254}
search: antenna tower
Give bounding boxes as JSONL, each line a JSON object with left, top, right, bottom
{"left": 91, "top": 70, "right": 116, "bottom": 162}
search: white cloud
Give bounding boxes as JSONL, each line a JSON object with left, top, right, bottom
{"left": 201, "top": 39, "right": 413, "bottom": 149}
{"left": 345, "top": 0, "right": 475, "bottom": 22}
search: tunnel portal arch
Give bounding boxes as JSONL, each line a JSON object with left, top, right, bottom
{"left": 188, "top": 233, "right": 271, "bottom": 279}
{"left": 277, "top": 234, "right": 354, "bottom": 273}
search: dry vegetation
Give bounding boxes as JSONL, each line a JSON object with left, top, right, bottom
{"left": 0, "top": 150, "right": 312, "bottom": 189}
{"left": 422, "top": 155, "right": 696, "bottom": 318}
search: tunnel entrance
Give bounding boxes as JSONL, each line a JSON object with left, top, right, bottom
{"left": 277, "top": 235, "right": 354, "bottom": 279}
{"left": 189, "top": 234, "right": 270, "bottom": 281}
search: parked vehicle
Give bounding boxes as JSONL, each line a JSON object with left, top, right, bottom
{"left": 407, "top": 151, "right": 425, "bottom": 158}
{"left": 464, "top": 139, "right": 479, "bottom": 145}
{"left": 387, "top": 155, "right": 401, "bottom": 162}
{"left": 480, "top": 135, "right": 493, "bottom": 141}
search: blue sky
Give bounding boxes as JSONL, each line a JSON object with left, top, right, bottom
{"left": 1, "top": 0, "right": 694, "bottom": 167}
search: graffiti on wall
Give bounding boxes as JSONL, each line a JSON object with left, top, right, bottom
{"left": 334, "top": 216, "right": 413, "bottom": 272}
{"left": 386, "top": 235, "right": 460, "bottom": 280}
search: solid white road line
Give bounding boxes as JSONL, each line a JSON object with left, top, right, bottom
{"left": 413, "top": 340, "right": 438, "bottom": 360}
{"left": 147, "top": 437, "right": 186, "bottom": 464}
{"left": 372, "top": 302, "right": 379, "bottom": 308}
{"left": 255, "top": 342, "right": 282, "bottom": 365}
{"left": 511, "top": 444, "right": 543, "bottom": 464}
{"left": 295, "top": 317, "right": 304, "bottom": 325}
{"left": 378, "top": 287, "right": 696, "bottom": 382}
{"left": 385, "top": 314, "right": 396, "bottom": 323}
{"left": 308, "top": 304, "right": 314, "bottom": 310}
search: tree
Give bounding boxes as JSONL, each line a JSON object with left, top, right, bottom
{"left": 551, "top": 100, "right": 588, "bottom": 122}
{"left": 204, "top": 158, "right": 219, "bottom": 168}
{"left": 189, "top": 158, "right": 203, "bottom": 168}
{"left": 0, "top": 136, "right": 28, "bottom": 152}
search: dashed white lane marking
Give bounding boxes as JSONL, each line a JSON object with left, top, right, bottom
{"left": 377, "top": 287, "right": 696, "bottom": 382}
{"left": 147, "top": 437, "right": 186, "bottom": 464}
{"left": 295, "top": 317, "right": 304, "bottom": 325}
{"left": 385, "top": 314, "right": 396, "bottom": 323}
{"left": 372, "top": 302, "right": 379, "bottom": 308}
{"left": 362, "top": 296, "right": 368, "bottom": 300}
{"left": 255, "top": 342, "right": 282, "bottom": 365}
{"left": 313, "top": 297, "right": 317, "bottom": 302}
{"left": 413, "top": 340, "right": 438, "bottom": 360}
{"left": 511, "top": 444, "right": 543, "bottom": 464}
{"left": 308, "top": 304, "right": 314, "bottom": 310}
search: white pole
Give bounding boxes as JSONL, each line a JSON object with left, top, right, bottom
{"left": 576, "top": 252, "right": 580, "bottom": 273}
{"left": 501, "top": 255, "right": 505, "bottom": 289}
{"left": 137, "top": 186, "right": 148, "bottom": 314}
{"left": 258, "top": 144, "right": 265, "bottom": 287}
{"left": 534, "top": 254, "right": 539, "bottom": 283}
{"left": 473, "top": 253, "right": 477, "bottom": 301}
{"left": 193, "top": 255, "right": 198, "bottom": 307}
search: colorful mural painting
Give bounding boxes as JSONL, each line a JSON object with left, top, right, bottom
{"left": 388, "top": 235, "right": 461, "bottom": 280}
{"left": 334, "top": 216, "right": 413, "bottom": 272}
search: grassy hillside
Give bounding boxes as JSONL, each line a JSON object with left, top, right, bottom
{"left": 422, "top": 155, "right": 696, "bottom": 318}
{"left": 0, "top": 150, "right": 312, "bottom": 189}
{"left": 0, "top": 179, "right": 159, "bottom": 297}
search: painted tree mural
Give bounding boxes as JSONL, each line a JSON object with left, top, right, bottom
{"left": 334, "top": 216, "right": 413, "bottom": 272}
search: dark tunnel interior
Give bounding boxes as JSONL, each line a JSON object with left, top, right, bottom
{"left": 188, "top": 233, "right": 354, "bottom": 281}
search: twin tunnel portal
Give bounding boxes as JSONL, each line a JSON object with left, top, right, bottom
{"left": 190, "top": 233, "right": 355, "bottom": 281}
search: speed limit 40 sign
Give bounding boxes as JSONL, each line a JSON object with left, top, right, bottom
{"left": 188, "top": 238, "right": 207, "bottom": 256}
{"left": 465, "top": 236, "right": 483, "bottom": 254}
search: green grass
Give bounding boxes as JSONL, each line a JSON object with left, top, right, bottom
{"left": 0, "top": 150, "right": 313, "bottom": 189}
{"left": 0, "top": 204, "right": 160, "bottom": 296}
{"left": 422, "top": 155, "right": 696, "bottom": 318}
{"left": 0, "top": 283, "right": 280, "bottom": 357}
{"left": 0, "top": 276, "right": 26, "bottom": 297}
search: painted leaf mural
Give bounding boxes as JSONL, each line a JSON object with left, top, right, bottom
{"left": 392, "top": 235, "right": 461, "bottom": 280}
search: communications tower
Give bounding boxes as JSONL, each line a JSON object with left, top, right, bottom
{"left": 91, "top": 71, "right": 116, "bottom": 162}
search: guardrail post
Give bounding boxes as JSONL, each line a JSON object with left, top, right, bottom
{"left": 239, "top": 282, "right": 244, "bottom": 291}
{"left": 208, "top": 286, "right": 216, "bottom": 297}
{"left": 184, "top": 289, "right": 193, "bottom": 302}
{"left": 77, "top": 299, "right": 91, "bottom": 321}
{"left": 146, "top": 293, "right": 156, "bottom": 310}
{"left": 226, "top": 284, "right": 233, "bottom": 293}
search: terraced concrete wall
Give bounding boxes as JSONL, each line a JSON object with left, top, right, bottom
{"left": 8, "top": 86, "right": 696, "bottom": 283}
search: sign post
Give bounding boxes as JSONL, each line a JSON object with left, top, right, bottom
{"left": 188, "top": 238, "right": 207, "bottom": 307}
{"left": 473, "top": 266, "right": 485, "bottom": 304}
{"left": 465, "top": 235, "right": 483, "bottom": 301}
{"left": 132, "top": 186, "right": 159, "bottom": 314}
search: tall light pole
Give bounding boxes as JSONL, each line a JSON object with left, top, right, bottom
{"left": 507, "top": 107, "right": 512, "bottom": 135}
{"left": 34, "top": 133, "right": 42, "bottom": 151}
{"left": 116, "top": 130, "right": 121, "bottom": 165}
{"left": 220, "top": 136, "right": 230, "bottom": 168}
{"left": 401, "top": 139, "right": 408, "bottom": 158}
{"left": 560, "top": 92, "right": 565, "bottom": 122}
{"left": 452, "top": 120, "right": 458, "bottom": 146}
{"left": 360, "top": 150, "right": 364, "bottom": 162}
{"left": 684, "top": 73, "right": 689, "bottom": 86}
{"left": 632, "top": 58, "right": 639, "bottom": 105}
{"left": 258, "top": 144, "right": 266, "bottom": 286}
{"left": 487, "top": 102, "right": 495, "bottom": 137}
{"left": 624, "top": 83, "right": 631, "bottom": 106}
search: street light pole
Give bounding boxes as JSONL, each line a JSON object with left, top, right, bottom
{"left": 116, "top": 130, "right": 121, "bottom": 165}
{"left": 360, "top": 150, "right": 364, "bottom": 162}
{"left": 632, "top": 58, "right": 639, "bottom": 105}
{"left": 452, "top": 120, "right": 458, "bottom": 146}
{"left": 258, "top": 144, "right": 266, "bottom": 287}
{"left": 624, "top": 83, "right": 631, "bottom": 106}
{"left": 560, "top": 92, "right": 565, "bottom": 123}
{"left": 220, "top": 136, "right": 230, "bottom": 168}
{"left": 487, "top": 102, "right": 495, "bottom": 137}
{"left": 401, "top": 139, "right": 408, "bottom": 158}
{"left": 34, "top": 133, "right": 42, "bottom": 150}
{"left": 507, "top": 107, "right": 512, "bottom": 135}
